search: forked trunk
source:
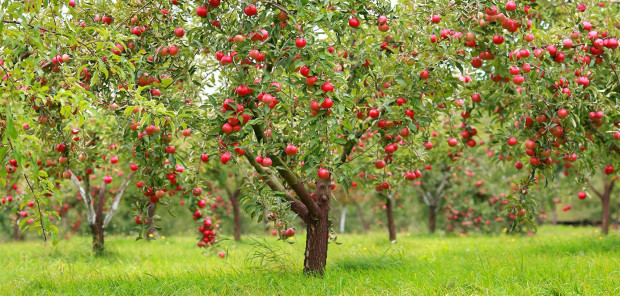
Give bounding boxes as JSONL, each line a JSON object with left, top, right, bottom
{"left": 428, "top": 204, "right": 437, "bottom": 234}
{"left": 303, "top": 178, "right": 331, "bottom": 276}
{"left": 385, "top": 196, "right": 396, "bottom": 242}
{"left": 230, "top": 190, "right": 242, "bottom": 241}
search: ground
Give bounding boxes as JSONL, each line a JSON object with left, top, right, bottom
{"left": 0, "top": 226, "right": 618, "bottom": 295}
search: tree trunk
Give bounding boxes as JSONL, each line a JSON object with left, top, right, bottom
{"left": 385, "top": 196, "right": 396, "bottom": 242}
{"left": 601, "top": 196, "right": 610, "bottom": 235}
{"left": 229, "top": 190, "right": 242, "bottom": 242}
{"left": 91, "top": 224, "right": 104, "bottom": 253}
{"left": 146, "top": 201, "right": 157, "bottom": 240}
{"left": 339, "top": 206, "right": 347, "bottom": 233}
{"left": 13, "top": 220, "right": 23, "bottom": 241}
{"left": 428, "top": 204, "right": 437, "bottom": 234}
{"left": 92, "top": 183, "right": 107, "bottom": 253}
{"left": 303, "top": 178, "right": 331, "bottom": 276}
{"left": 354, "top": 202, "right": 370, "bottom": 232}
{"left": 552, "top": 204, "right": 557, "bottom": 226}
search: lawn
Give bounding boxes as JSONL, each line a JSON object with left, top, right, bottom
{"left": 0, "top": 226, "right": 618, "bottom": 295}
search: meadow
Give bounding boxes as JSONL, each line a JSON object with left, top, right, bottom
{"left": 0, "top": 226, "right": 618, "bottom": 295}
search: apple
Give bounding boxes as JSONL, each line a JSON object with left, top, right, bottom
{"left": 220, "top": 152, "right": 231, "bottom": 164}
{"left": 557, "top": 109, "right": 568, "bottom": 118}
{"left": 349, "top": 18, "right": 360, "bottom": 27}
{"left": 505, "top": 1, "right": 517, "bottom": 11}
{"left": 525, "top": 140, "right": 536, "bottom": 149}
{"left": 448, "top": 138, "right": 458, "bottom": 147}
{"left": 317, "top": 168, "right": 329, "bottom": 179}
{"left": 578, "top": 192, "right": 586, "bottom": 199}
{"left": 507, "top": 138, "right": 517, "bottom": 146}
{"left": 604, "top": 165, "right": 614, "bottom": 174}
{"left": 174, "top": 28, "right": 185, "bottom": 37}
{"left": 471, "top": 93, "right": 481, "bottom": 102}
{"left": 103, "top": 175, "right": 113, "bottom": 184}
{"left": 192, "top": 187, "right": 203, "bottom": 196}
{"left": 321, "top": 82, "right": 334, "bottom": 92}
{"left": 244, "top": 5, "right": 257, "bottom": 16}
{"left": 295, "top": 38, "right": 306, "bottom": 48}
{"left": 285, "top": 144, "right": 298, "bottom": 156}
{"left": 201, "top": 154, "right": 210, "bottom": 162}
{"left": 197, "top": 6, "right": 208, "bottom": 17}
{"left": 492, "top": 35, "right": 504, "bottom": 44}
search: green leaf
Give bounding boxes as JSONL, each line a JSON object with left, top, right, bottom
{"left": 5, "top": 106, "right": 17, "bottom": 139}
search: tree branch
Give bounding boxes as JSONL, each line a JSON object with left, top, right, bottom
{"left": 70, "top": 171, "right": 96, "bottom": 225}
{"left": 103, "top": 171, "right": 135, "bottom": 228}
{"left": 248, "top": 120, "right": 320, "bottom": 220}
{"left": 585, "top": 177, "right": 604, "bottom": 198}
{"left": 243, "top": 149, "right": 309, "bottom": 222}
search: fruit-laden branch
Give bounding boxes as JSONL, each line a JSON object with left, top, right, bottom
{"left": 70, "top": 172, "right": 96, "bottom": 225}
{"left": 103, "top": 171, "right": 136, "bottom": 228}
{"left": 248, "top": 118, "right": 320, "bottom": 220}
{"left": 243, "top": 149, "right": 310, "bottom": 223}
{"left": 338, "top": 108, "right": 381, "bottom": 165}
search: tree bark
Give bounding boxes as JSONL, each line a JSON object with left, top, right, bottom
{"left": 303, "top": 178, "right": 331, "bottom": 276}
{"left": 552, "top": 204, "right": 557, "bottom": 226}
{"left": 601, "top": 178, "right": 615, "bottom": 235}
{"left": 385, "top": 195, "right": 396, "bottom": 242}
{"left": 229, "top": 189, "right": 242, "bottom": 242}
{"left": 92, "top": 184, "right": 107, "bottom": 253}
{"left": 91, "top": 224, "right": 104, "bottom": 253}
{"left": 428, "top": 204, "right": 437, "bottom": 234}
{"left": 601, "top": 195, "right": 611, "bottom": 235}
{"left": 146, "top": 201, "right": 157, "bottom": 240}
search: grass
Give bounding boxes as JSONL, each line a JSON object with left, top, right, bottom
{"left": 0, "top": 226, "right": 618, "bottom": 295}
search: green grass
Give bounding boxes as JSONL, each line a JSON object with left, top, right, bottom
{"left": 0, "top": 226, "right": 618, "bottom": 295}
